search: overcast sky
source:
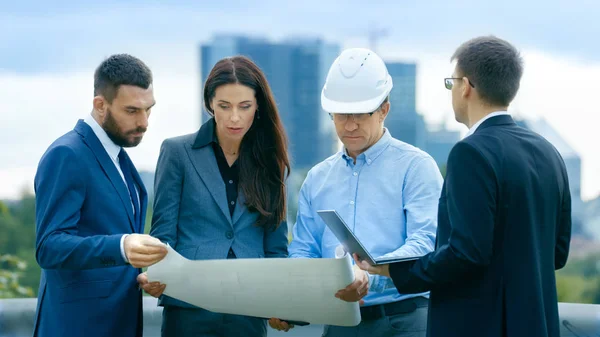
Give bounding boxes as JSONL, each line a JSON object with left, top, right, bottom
{"left": 1, "top": 0, "right": 599, "bottom": 200}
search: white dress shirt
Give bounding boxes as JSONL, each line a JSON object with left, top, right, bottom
{"left": 465, "top": 110, "right": 510, "bottom": 138}
{"left": 83, "top": 114, "right": 137, "bottom": 263}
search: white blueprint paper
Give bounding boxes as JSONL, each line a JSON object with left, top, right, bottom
{"left": 146, "top": 245, "right": 361, "bottom": 326}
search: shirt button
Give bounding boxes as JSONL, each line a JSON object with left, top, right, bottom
{"left": 226, "top": 231, "right": 234, "bottom": 239}
{"left": 353, "top": 172, "right": 358, "bottom": 176}
{"left": 367, "top": 159, "right": 372, "bottom": 164}
{"left": 229, "top": 180, "right": 233, "bottom": 184}
{"left": 230, "top": 201, "right": 235, "bottom": 205}
{"left": 350, "top": 200, "right": 355, "bottom": 205}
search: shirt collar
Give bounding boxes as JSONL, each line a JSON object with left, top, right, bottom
{"left": 465, "top": 111, "right": 510, "bottom": 138}
{"left": 83, "top": 114, "right": 121, "bottom": 162}
{"left": 192, "top": 117, "right": 218, "bottom": 149}
{"left": 341, "top": 127, "right": 392, "bottom": 165}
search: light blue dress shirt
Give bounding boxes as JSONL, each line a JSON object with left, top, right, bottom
{"left": 289, "top": 128, "right": 443, "bottom": 306}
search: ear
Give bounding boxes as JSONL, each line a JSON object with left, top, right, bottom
{"left": 93, "top": 95, "right": 107, "bottom": 118}
{"left": 379, "top": 102, "right": 390, "bottom": 122}
{"left": 462, "top": 77, "right": 472, "bottom": 99}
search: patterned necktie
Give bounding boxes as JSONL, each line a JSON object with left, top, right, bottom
{"left": 118, "top": 149, "right": 141, "bottom": 231}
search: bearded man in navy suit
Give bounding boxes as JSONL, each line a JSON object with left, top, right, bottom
{"left": 33, "top": 54, "right": 167, "bottom": 337}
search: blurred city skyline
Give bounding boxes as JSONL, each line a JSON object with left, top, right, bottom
{"left": 1, "top": 0, "right": 599, "bottom": 200}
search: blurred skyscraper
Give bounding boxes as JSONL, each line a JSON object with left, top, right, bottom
{"left": 199, "top": 35, "right": 339, "bottom": 169}
{"left": 426, "top": 125, "right": 462, "bottom": 168}
{"left": 385, "top": 61, "right": 460, "bottom": 168}
{"left": 384, "top": 62, "right": 428, "bottom": 149}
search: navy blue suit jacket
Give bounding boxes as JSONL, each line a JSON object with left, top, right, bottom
{"left": 389, "top": 115, "right": 571, "bottom": 337}
{"left": 33, "top": 120, "right": 147, "bottom": 337}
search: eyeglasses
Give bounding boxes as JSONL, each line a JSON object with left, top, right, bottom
{"left": 444, "top": 77, "right": 475, "bottom": 90}
{"left": 328, "top": 112, "right": 375, "bottom": 123}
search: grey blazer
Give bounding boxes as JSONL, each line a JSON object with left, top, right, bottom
{"left": 150, "top": 127, "right": 289, "bottom": 308}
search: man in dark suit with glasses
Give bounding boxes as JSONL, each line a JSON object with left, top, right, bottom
{"left": 356, "top": 36, "right": 572, "bottom": 337}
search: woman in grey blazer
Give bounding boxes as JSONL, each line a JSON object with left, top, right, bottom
{"left": 138, "top": 56, "right": 291, "bottom": 337}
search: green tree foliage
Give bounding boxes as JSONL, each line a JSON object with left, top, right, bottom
{"left": 0, "top": 194, "right": 40, "bottom": 298}
{"left": 0, "top": 254, "right": 34, "bottom": 298}
{"left": 144, "top": 202, "right": 153, "bottom": 235}
{"left": 556, "top": 253, "right": 600, "bottom": 304}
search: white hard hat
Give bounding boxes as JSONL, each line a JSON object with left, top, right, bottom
{"left": 321, "top": 48, "right": 393, "bottom": 113}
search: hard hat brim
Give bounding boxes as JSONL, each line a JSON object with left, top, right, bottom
{"left": 321, "top": 82, "right": 392, "bottom": 114}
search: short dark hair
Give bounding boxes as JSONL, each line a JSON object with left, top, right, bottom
{"left": 94, "top": 54, "right": 153, "bottom": 103}
{"left": 451, "top": 36, "right": 523, "bottom": 107}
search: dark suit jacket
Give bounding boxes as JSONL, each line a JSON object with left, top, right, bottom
{"left": 389, "top": 115, "right": 571, "bottom": 337}
{"left": 33, "top": 120, "right": 147, "bottom": 337}
{"left": 150, "top": 120, "right": 289, "bottom": 309}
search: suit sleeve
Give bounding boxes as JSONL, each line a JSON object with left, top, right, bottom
{"left": 389, "top": 141, "right": 497, "bottom": 293}
{"left": 35, "top": 145, "right": 124, "bottom": 270}
{"left": 150, "top": 139, "right": 184, "bottom": 247}
{"left": 555, "top": 161, "right": 571, "bottom": 270}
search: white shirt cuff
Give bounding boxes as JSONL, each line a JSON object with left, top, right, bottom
{"left": 120, "top": 234, "right": 129, "bottom": 263}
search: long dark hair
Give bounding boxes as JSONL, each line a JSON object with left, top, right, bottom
{"left": 203, "top": 56, "right": 291, "bottom": 228}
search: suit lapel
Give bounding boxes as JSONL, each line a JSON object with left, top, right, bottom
{"left": 184, "top": 144, "right": 232, "bottom": 224}
{"left": 232, "top": 191, "right": 246, "bottom": 225}
{"left": 74, "top": 120, "right": 136, "bottom": 232}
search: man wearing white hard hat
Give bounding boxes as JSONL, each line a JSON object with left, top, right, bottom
{"left": 269, "top": 48, "right": 443, "bottom": 336}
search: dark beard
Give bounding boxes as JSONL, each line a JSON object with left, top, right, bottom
{"left": 102, "top": 108, "right": 145, "bottom": 147}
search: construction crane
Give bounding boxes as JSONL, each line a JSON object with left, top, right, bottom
{"left": 367, "top": 24, "right": 389, "bottom": 53}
